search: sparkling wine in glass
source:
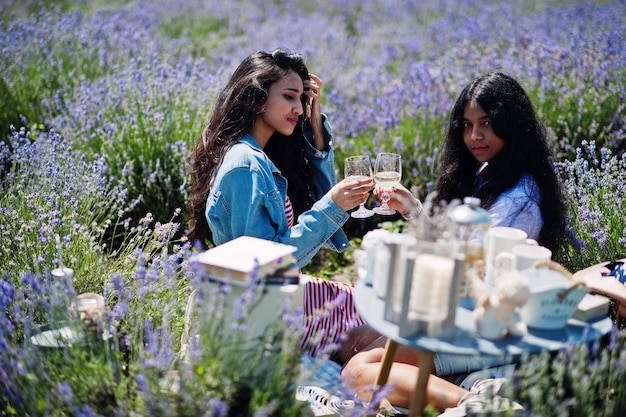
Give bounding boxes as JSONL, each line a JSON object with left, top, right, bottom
{"left": 373, "top": 152, "right": 402, "bottom": 216}
{"left": 344, "top": 155, "right": 375, "bottom": 219}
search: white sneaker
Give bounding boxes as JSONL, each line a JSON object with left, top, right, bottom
{"left": 438, "top": 378, "right": 523, "bottom": 416}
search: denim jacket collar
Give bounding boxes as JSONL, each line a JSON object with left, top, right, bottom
{"left": 240, "top": 133, "right": 281, "bottom": 175}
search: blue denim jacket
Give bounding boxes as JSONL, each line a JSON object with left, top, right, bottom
{"left": 302, "top": 115, "right": 337, "bottom": 202}
{"left": 206, "top": 124, "right": 350, "bottom": 268}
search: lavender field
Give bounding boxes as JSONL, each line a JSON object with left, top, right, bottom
{"left": 1, "top": 0, "right": 625, "bottom": 415}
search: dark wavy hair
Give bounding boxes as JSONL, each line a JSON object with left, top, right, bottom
{"left": 187, "top": 49, "right": 311, "bottom": 247}
{"left": 263, "top": 126, "right": 316, "bottom": 218}
{"left": 435, "top": 72, "right": 567, "bottom": 252}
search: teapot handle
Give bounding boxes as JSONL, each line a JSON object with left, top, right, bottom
{"left": 531, "top": 260, "right": 587, "bottom": 300}
{"left": 531, "top": 259, "right": 573, "bottom": 278}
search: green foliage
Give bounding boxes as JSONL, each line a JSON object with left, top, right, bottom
{"left": 74, "top": 87, "right": 199, "bottom": 230}
{"left": 336, "top": 114, "right": 446, "bottom": 201}
{"left": 1, "top": 5, "right": 200, "bottom": 229}
{"left": 58, "top": 57, "right": 212, "bottom": 230}
{"left": 105, "top": 248, "right": 307, "bottom": 416}
{"left": 555, "top": 141, "right": 626, "bottom": 271}
{"left": 504, "top": 331, "right": 626, "bottom": 416}
{"left": 160, "top": 14, "right": 232, "bottom": 58}
{"left": 1, "top": 0, "right": 133, "bottom": 18}
{"left": 0, "top": 268, "right": 122, "bottom": 417}
{"left": 0, "top": 7, "right": 135, "bottom": 140}
{"left": 0, "top": 128, "right": 128, "bottom": 289}
{"left": 532, "top": 79, "right": 626, "bottom": 160}
{"left": 167, "top": 284, "right": 307, "bottom": 416}
{"left": 304, "top": 243, "right": 359, "bottom": 281}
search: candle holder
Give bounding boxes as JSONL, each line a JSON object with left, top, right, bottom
{"left": 360, "top": 229, "right": 396, "bottom": 299}
{"left": 382, "top": 233, "right": 417, "bottom": 323}
{"left": 397, "top": 194, "right": 463, "bottom": 338}
{"left": 396, "top": 240, "right": 463, "bottom": 338}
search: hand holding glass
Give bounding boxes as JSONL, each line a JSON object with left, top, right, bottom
{"left": 344, "top": 155, "right": 375, "bottom": 219}
{"left": 373, "top": 153, "right": 402, "bottom": 216}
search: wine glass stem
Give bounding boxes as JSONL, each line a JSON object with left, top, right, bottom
{"left": 382, "top": 191, "right": 390, "bottom": 207}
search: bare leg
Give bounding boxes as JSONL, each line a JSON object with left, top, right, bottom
{"left": 339, "top": 327, "right": 467, "bottom": 411}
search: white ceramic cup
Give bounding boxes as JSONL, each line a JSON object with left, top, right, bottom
{"left": 484, "top": 227, "right": 529, "bottom": 286}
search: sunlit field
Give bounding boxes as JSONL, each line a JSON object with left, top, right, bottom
{"left": 1, "top": 0, "right": 625, "bottom": 415}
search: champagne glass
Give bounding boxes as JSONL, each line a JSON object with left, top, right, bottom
{"left": 373, "top": 152, "right": 402, "bottom": 215}
{"left": 344, "top": 155, "right": 375, "bottom": 219}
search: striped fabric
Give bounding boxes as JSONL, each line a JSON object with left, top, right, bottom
{"left": 285, "top": 196, "right": 295, "bottom": 228}
{"left": 283, "top": 197, "right": 363, "bottom": 356}
{"left": 301, "top": 277, "right": 367, "bottom": 357}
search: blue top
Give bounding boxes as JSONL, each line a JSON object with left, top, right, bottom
{"left": 205, "top": 119, "right": 350, "bottom": 269}
{"left": 484, "top": 173, "right": 543, "bottom": 240}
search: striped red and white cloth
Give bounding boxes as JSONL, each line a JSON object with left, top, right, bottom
{"left": 285, "top": 196, "right": 295, "bottom": 228}
{"left": 300, "top": 276, "right": 367, "bottom": 357}
{"left": 284, "top": 196, "right": 364, "bottom": 356}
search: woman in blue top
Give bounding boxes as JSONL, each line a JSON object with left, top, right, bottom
{"left": 382, "top": 72, "right": 566, "bottom": 252}
{"left": 341, "top": 73, "right": 567, "bottom": 414}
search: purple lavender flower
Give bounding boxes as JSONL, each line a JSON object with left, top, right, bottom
{"left": 210, "top": 398, "right": 229, "bottom": 417}
{"left": 56, "top": 381, "right": 75, "bottom": 406}
{"left": 74, "top": 405, "right": 97, "bottom": 417}
{"left": 136, "top": 374, "right": 149, "bottom": 392}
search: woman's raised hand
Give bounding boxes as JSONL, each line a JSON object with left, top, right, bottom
{"left": 304, "top": 73, "right": 325, "bottom": 150}
{"left": 304, "top": 73, "right": 322, "bottom": 116}
{"left": 327, "top": 177, "right": 375, "bottom": 212}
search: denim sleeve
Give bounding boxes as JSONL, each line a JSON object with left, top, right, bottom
{"left": 208, "top": 166, "right": 277, "bottom": 245}
{"left": 211, "top": 167, "right": 349, "bottom": 269}
{"left": 302, "top": 115, "right": 351, "bottom": 252}
{"left": 289, "top": 196, "right": 351, "bottom": 267}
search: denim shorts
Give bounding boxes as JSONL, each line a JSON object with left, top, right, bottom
{"left": 434, "top": 352, "right": 517, "bottom": 376}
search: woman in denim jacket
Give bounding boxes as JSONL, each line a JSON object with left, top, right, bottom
{"left": 188, "top": 49, "right": 371, "bottom": 267}
{"left": 264, "top": 107, "right": 350, "bottom": 257}
{"left": 188, "top": 49, "right": 373, "bottom": 356}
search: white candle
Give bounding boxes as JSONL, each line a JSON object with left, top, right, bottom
{"left": 408, "top": 253, "right": 455, "bottom": 322}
